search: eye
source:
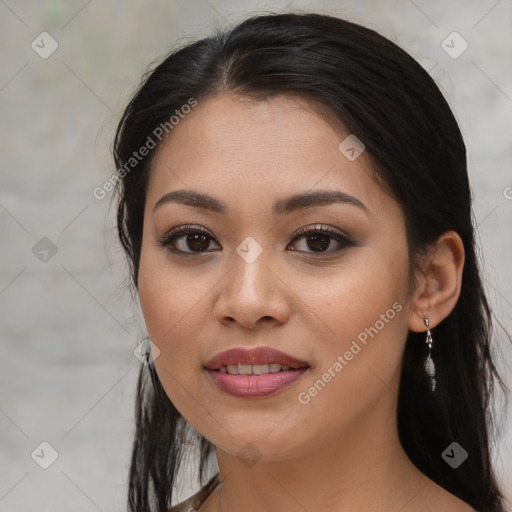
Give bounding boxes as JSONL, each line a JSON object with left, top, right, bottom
{"left": 288, "top": 224, "right": 354, "bottom": 256}
{"left": 157, "top": 225, "right": 220, "bottom": 256}
{"left": 158, "top": 224, "right": 354, "bottom": 257}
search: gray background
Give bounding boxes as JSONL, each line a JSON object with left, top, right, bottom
{"left": 1, "top": 1, "right": 511, "bottom": 510}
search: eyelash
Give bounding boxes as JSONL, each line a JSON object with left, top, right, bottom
{"left": 157, "top": 224, "right": 354, "bottom": 258}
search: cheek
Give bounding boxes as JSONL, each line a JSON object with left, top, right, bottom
{"left": 302, "top": 241, "right": 411, "bottom": 395}
{"left": 309, "top": 242, "right": 409, "bottom": 341}
{"left": 137, "top": 242, "right": 204, "bottom": 343}
{"left": 138, "top": 273, "right": 200, "bottom": 359}
{"left": 137, "top": 247, "right": 210, "bottom": 417}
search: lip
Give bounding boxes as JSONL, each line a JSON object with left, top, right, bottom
{"left": 207, "top": 367, "right": 310, "bottom": 398}
{"left": 204, "top": 346, "right": 310, "bottom": 398}
{"left": 204, "top": 346, "right": 309, "bottom": 370}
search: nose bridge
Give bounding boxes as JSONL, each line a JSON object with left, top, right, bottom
{"left": 214, "top": 236, "right": 289, "bottom": 327}
{"left": 230, "top": 235, "right": 272, "bottom": 302}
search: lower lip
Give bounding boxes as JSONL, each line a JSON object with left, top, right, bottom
{"left": 206, "top": 368, "right": 309, "bottom": 398}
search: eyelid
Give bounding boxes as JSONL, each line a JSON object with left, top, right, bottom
{"left": 163, "top": 224, "right": 212, "bottom": 238}
{"left": 290, "top": 223, "right": 350, "bottom": 241}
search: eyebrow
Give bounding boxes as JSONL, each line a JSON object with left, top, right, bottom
{"left": 153, "top": 189, "right": 369, "bottom": 216}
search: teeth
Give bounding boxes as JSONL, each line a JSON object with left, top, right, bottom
{"left": 219, "top": 364, "right": 298, "bottom": 375}
{"left": 238, "top": 364, "right": 252, "bottom": 375}
{"left": 252, "top": 364, "right": 269, "bottom": 375}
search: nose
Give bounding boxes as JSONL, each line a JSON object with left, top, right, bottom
{"left": 212, "top": 247, "right": 291, "bottom": 330}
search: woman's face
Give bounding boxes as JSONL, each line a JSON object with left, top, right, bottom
{"left": 138, "top": 94, "right": 414, "bottom": 462}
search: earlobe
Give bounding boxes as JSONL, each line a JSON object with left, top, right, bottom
{"left": 408, "top": 230, "right": 465, "bottom": 333}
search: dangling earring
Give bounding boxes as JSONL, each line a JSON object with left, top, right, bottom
{"left": 424, "top": 318, "right": 436, "bottom": 392}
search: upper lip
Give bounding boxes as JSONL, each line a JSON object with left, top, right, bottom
{"left": 205, "top": 346, "right": 310, "bottom": 370}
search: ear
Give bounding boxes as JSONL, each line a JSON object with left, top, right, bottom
{"left": 408, "top": 230, "right": 465, "bottom": 333}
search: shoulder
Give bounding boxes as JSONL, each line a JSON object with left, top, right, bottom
{"left": 421, "top": 478, "right": 479, "bottom": 512}
{"left": 168, "top": 473, "right": 221, "bottom": 512}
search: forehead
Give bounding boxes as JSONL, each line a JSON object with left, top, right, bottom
{"left": 146, "top": 94, "right": 386, "bottom": 216}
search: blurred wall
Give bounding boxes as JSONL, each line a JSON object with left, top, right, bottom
{"left": 1, "top": 1, "right": 511, "bottom": 510}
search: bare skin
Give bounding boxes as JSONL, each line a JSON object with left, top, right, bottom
{"left": 137, "top": 94, "right": 470, "bottom": 512}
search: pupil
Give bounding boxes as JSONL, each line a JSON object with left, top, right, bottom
{"left": 187, "top": 234, "right": 209, "bottom": 252}
{"left": 307, "top": 234, "right": 329, "bottom": 252}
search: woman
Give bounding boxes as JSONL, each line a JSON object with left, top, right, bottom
{"left": 111, "top": 12, "right": 508, "bottom": 512}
